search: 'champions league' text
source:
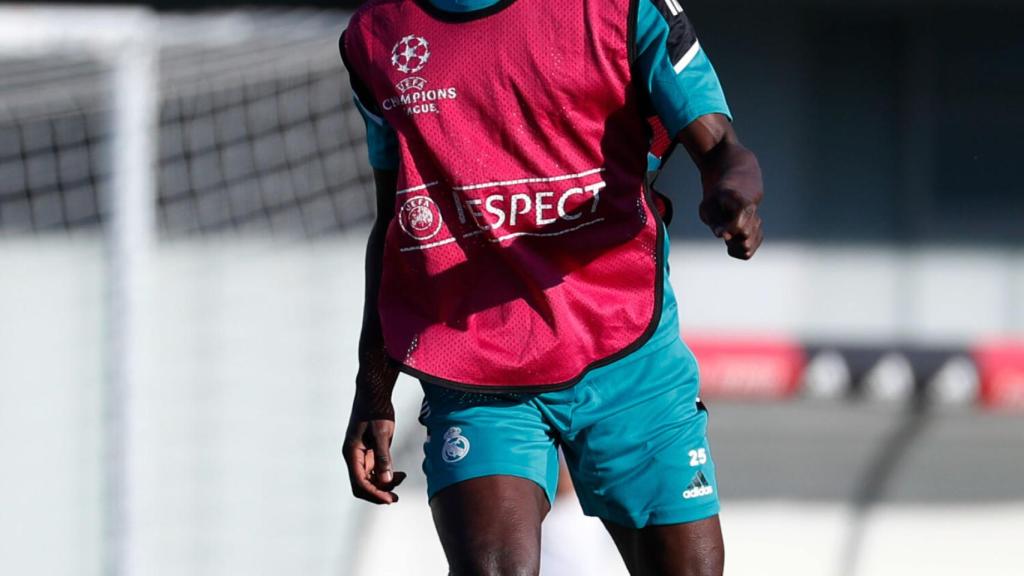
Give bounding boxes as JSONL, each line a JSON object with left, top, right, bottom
{"left": 382, "top": 87, "right": 458, "bottom": 115}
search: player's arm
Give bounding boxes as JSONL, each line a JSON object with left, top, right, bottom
{"left": 340, "top": 32, "right": 406, "bottom": 505}
{"left": 636, "top": 0, "right": 763, "bottom": 259}
{"left": 679, "top": 114, "right": 763, "bottom": 260}
{"left": 344, "top": 168, "right": 407, "bottom": 505}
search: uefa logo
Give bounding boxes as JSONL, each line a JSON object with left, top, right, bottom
{"left": 398, "top": 196, "right": 443, "bottom": 240}
{"left": 391, "top": 35, "right": 430, "bottom": 74}
{"left": 395, "top": 77, "right": 427, "bottom": 93}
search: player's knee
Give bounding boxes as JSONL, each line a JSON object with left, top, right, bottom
{"left": 696, "top": 541, "right": 725, "bottom": 576}
{"left": 680, "top": 537, "right": 724, "bottom": 576}
{"left": 449, "top": 559, "right": 539, "bottom": 576}
{"left": 641, "top": 517, "right": 724, "bottom": 576}
{"left": 449, "top": 548, "right": 539, "bottom": 576}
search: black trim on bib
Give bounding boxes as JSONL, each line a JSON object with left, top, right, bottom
{"left": 627, "top": 0, "right": 641, "bottom": 66}
{"left": 629, "top": 0, "right": 659, "bottom": 131}
{"left": 412, "top": 0, "right": 519, "bottom": 23}
{"left": 647, "top": 140, "right": 680, "bottom": 227}
{"left": 339, "top": 31, "right": 383, "bottom": 117}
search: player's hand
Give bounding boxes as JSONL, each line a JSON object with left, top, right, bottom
{"left": 343, "top": 403, "right": 407, "bottom": 505}
{"left": 679, "top": 114, "right": 764, "bottom": 260}
{"left": 699, "top": 186, "right": 763, "bottom": 260}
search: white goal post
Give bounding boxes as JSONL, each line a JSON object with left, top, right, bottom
{"left": 1, "top": 6, "right": 393, "bottom": 576}
{"left": 0, "top": 6, "right": 158, "bottom": 576}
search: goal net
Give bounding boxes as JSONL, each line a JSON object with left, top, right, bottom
{"left": 0, "top": 7, "right": 388, "bottom": 576}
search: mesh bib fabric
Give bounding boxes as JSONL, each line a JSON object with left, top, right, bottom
{"left": 344, "top": 0, "right": 665, "bottom": 390}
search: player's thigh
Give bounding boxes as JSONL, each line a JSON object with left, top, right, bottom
{"left": 419, "top": 383, "right": 560, "bottom": 505}
{"left": 431, "top": 475, "right": 549, "bottom": 576}
{"left": 419, "top": 384, "right": 559, "bottom": 576}
{"left": 565, "top": 337, "right": 720, "bottom": 529}
{"left": 602, "top": 515, "right": 724, "bottom": 576}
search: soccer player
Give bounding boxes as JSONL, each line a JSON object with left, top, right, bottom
{"left": 340, "top": 1, "right": 763, "bottom": 574}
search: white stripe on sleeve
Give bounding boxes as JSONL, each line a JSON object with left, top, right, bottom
{"left": 673, "top": 40, "right": 701, "bottom": 74}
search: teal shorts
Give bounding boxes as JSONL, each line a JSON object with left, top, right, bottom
{"left": 418, "top": 229, "right": 719, "bottom": 529}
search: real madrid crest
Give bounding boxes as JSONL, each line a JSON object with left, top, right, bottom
{"left": 441, "top": 426, "right": 470, "bottom": 463}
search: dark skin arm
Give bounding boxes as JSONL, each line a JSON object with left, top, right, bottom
{"left": 342, "top": 168, "right": 407, "bottom": 505}
{"left": 678, "top": 113, "right": 764, "bottom": 260}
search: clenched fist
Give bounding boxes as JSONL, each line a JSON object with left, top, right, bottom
{"left": 700, "top": 189, "right": 763, "bottom": 260}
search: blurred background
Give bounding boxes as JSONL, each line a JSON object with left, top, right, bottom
{"left": 0, "top": 1, "right": 1021, "bottom": 575}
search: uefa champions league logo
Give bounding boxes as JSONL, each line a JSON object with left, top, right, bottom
{"left": 381, "top": 34, "right": 458, "bottom": 116}
{"left": 391, "top": 35, "right": 430, "bottom": 74}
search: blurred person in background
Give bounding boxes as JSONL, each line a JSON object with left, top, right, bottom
{"left": 340, "top": 1, "right": 763, "bottom": 575}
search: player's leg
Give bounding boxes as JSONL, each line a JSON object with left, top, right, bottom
{"left": 558, "top": 333, "right": 723, "bottom": 576}
{"left": 431, "top": 475, "right": 549, "bottom": 576}
{"left": 601, "top": 516, "right": 724, "bottom": 576}
{"left": 419, "top": 384, "right": 560, "bottom": 576}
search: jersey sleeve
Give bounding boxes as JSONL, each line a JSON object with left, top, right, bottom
{"left": 340, "top": 31, "right": 400, "bottom": 171}
{"left": 634, "top": 0, "right": 732, "bottom": 137}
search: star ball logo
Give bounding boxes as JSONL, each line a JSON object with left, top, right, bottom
{"left": 398, "top": 196, "right": 443, "bottom": 240}
{"left": 382, "top": 34, "right": 458, "bottom": 116}
{"left": 391, "top": 35, "right": 430, "bottom": 74}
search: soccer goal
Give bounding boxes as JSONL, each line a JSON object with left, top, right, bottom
{"left": 0, "top": 7, "right": 157, "bottom": 576}
{"left": 0, "top": 6, "right": 382, "bottom": 576}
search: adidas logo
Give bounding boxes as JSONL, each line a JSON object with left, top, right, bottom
{"left": 682, "top": 471, "right": 714, "bottom": 500}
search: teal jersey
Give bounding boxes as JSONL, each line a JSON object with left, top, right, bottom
{"left": 347, "top": 0, "right": 732, "bottom": 170}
